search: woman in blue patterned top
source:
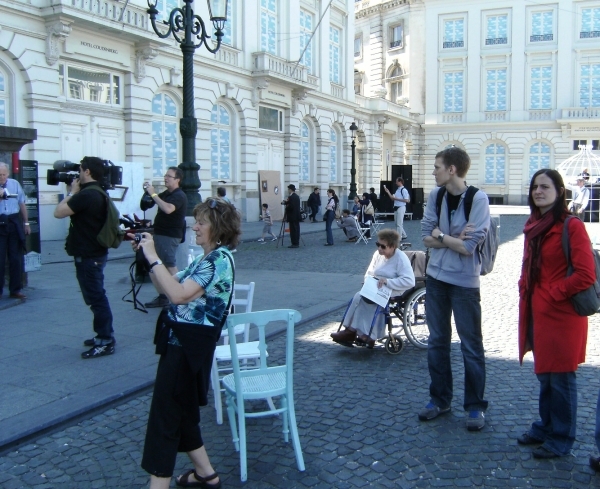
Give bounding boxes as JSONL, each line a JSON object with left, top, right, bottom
{"left": 134, "top": 197, "right": 240, "bottom": 489}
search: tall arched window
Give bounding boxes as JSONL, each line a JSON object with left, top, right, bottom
{"left": 299, "top": 122, "right": 310, "bottom": 181}
{"left": 0, "top": 67, "right": 8, "bottom": 126}
{"left": 152, "top": 93, "right": 178, "bottom": 178}
{"left": 211, "top": 104, "right": 231, "bottom": 180}
{"left": 528, "top": 142, "right": 551, "bottom": 179}
{"left": 330, "top": 129, "right": 339, "bottom": 182}
{"left": 484, "top": 143, "right": 506, "bottom": 184}
{"left": 388, "top": 65, "right": 403, "bottom": 103}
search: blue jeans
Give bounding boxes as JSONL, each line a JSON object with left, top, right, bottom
{"left": 325, "top": 210, "right": 334, "bottom": 245}
{"left": 426, "top": 276, "right": 488, "bottom": 411}
{"left": 529, "top": 372, "right": 577, "bottom": 456}
{"left": 74, "top": 255, "right": 114, "bottom": 343}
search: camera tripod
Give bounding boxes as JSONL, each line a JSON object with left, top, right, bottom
{"left": 276, "top": 210, "right": 305, "bottom": 248}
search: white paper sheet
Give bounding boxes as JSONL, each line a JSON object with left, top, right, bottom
{"left": 359, "top": 276, "right": 392, "bottom": 308}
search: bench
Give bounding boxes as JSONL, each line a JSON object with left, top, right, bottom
{"left": 375, "top": 212, "right": 413, "bottom": 220}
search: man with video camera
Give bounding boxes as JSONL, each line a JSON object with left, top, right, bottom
{"left": 142, "top": 167, "right": 187, "bottom": 308}
{"left": 54, "top": 157, "right": 116, "bottom": 359}
{"left": 283, "top": 184, "right": 301, "bottom": 248}
{"left": 0, "top": 162, "right": 30, "bottom": 300}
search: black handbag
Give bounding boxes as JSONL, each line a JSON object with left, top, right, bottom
{"left": 561, "top": 216, "right": 600, "bottom": 316}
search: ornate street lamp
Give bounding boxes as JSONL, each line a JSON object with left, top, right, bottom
{"left": 348, "top": 121, "right": 359, "bottom": 202}
{"left": 147, "top": 0, "right": 228, "bottom": 213}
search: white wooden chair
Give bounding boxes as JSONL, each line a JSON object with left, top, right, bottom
{"left": 353, "top": 216, "right": 370, "bottom": 245}
{"left": 211, "top": 282, "right": 261, "bottom": 424}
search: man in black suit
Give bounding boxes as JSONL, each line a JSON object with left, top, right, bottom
{"left": 284, "top": 184, "right": 301, "bottom": 248}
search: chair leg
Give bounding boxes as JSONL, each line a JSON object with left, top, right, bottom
{"left": 281, "top": 396, "right": 289, "bottom": 443}
{"left": 239, "top": 404, "right": 248, "bottom": 482}
{"left": 286, "top": 396, "right": 306, "bottom": 472}
{"left": 211, "top": 358, "right": 223, "bottom": 425}
{"left": 225, "top": 394, "right": 240, "bottom": 452}
{"left": 267, "top": 397, "right": 277, "bottom": 413}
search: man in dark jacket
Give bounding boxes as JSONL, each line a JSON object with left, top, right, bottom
{"left": 284, "top": 184, "right": 301, "bottom": 248}
{"left": 307, "top": 187, "right": 320, "bottom": 223}
{"left": 368, "top": 187, "right": 379, "bottom": 211}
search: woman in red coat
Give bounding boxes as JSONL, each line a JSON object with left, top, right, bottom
{"left": 517, "top": 169, "right": 595, "bottom": 459}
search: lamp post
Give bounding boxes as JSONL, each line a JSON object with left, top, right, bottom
{"left": 348, "top": 121, "right": 358, "bottom": 202}
{"left": 147, "top": 0, "right": 228, "bottom": 213}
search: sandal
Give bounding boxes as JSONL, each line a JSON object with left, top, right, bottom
{"left": 176, "top": 469, "right": 221, "bottom": 488}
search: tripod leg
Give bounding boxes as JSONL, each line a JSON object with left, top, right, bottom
{"left": 277, "top": 219, "right": 286, "bottom": 248}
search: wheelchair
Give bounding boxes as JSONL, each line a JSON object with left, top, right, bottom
{"left": 333, "top": 246, "right": 428, "bottom": 355}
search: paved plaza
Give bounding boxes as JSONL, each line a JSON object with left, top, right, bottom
{"left": 3, "top": 214, "right": 600, "bottom": 487}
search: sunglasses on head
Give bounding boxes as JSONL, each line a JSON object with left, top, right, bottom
{"left": 375, "top": 242, "right": 389, "bottom": 249}
{"left": 207, "top": 198, "right": 224, "bottom": 214}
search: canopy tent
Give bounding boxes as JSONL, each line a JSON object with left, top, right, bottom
{"left": 556, "top": 145, "right": 600, "bottom": 184}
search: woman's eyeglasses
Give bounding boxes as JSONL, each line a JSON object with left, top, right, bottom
{"left": 375, "top": 242, "right": 389, "bottom": 249}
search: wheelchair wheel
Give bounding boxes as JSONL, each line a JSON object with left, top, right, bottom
{"left": 403, "top": 288, "right": 428, "bottom": 349}
{"left": 384, "top": 335, "right": 404, "bottom": 355}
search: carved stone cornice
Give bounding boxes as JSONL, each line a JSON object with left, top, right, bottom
{"left": 135, "top": 46, "right": 158, "bottom": 83}
{"left": 251, "top": 77, "right": 270, "bottom": 107}
{"left": 45, "top": 20, "right": 71, "bottom": 66}
{"left": 356, "top": 0, "right": 409, "bottom": 19}
{"left": 291, "top": 88, "right": 309, "bottom": 115}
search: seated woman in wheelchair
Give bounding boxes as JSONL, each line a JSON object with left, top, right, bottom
{"left": 331, "top": 229, "right": 415, "bottom": 348}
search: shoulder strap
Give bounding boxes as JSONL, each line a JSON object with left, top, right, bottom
{"left": 463, "top": 186, "right": 479, "bottom": 221}
{"left": 435, "top": 187, "right": 446, "bottom": 222}
{"left": 561, "top": 215, "right": 576, "bottom": 273}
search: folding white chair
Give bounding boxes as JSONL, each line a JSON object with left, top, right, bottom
{"left": 370, "top": 214, "right": 383, "bottom": 235}
{"left": 353, "top": 216, "right": 369, "bottom": 245}
{"left": 223, "top": 309, "right": 305, "bottom": 482}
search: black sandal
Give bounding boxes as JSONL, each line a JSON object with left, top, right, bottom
{"left": 176, "top": 469, "right": 221, "bottom": 488}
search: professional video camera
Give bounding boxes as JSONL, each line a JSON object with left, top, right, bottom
{"left": 46, "top": 159, "right": 123, "bottom": 190}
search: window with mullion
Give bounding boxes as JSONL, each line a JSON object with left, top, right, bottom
{"left": 156, "top": 0, "right": 180, "bottom": 22}
{"left": 330, "top": 130, "right": 338, "bottom": 182}
{"left": 443, "top": 19, "right": 464, "bottom": 49}
{"left": 581, "top": 7, "right": 600, "bottom": 39}
{"left": 528, "top": 142, "right": 551, "bottom": 179}
{"left": 390, "top": 24, "right": 403, "bottom": 49}
{"left": 299, "top": 122, "right": 310, "bottom": 182}
{"left": 484, "top": 144, "right": 505, "bottom": 184}
{"left": 221, "top": 0, "right": 233, "bottom": 46}
{"left": 531, "top": 11, "right": 553, "bottom": 42}
{"left": 485, "top": 69, "right": 507, "bottom": 111}
{"left": 152, "top": 94, "right": 179, "bottom": 179}
{"left": 530, "top": 66, "right": 552, "bottom": 110}
{"left": 580, "top": 63, "right": 600, "bottom": 108}
{"left": 486, "top": 15, "right": 507, "bottom": 45}
{"left": 329, "top": 26, "right": 340, "bottom": 84}
{"left": 443, "top": 71, "right": 464, "bottom": 112}
{"left": 260, "top": 0, "right": 277, "bottom": 55}
{"left": 211, "top": 104, "right": 232, "bottom": 180}
{"left": 300, "top": 10, "right": 314, "bottom": 73}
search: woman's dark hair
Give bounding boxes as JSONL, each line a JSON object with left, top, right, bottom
{"left": 193, "top": 198, "right": 241, "bottom": 249}
{"left": 328, "top": 188, "right": 339, "bottom": 203}
{"left": 528, "top": 168, "right": 568, "bottom": 222}
{"left": 362, "top": 192, "right": 369, "bottom": 199}
{"left": 377, "top": 229, "right": 400, "bottom": 249}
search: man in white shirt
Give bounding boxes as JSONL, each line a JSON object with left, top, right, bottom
{"left": 384, "top": 177, "right": 410, "bottom": 240}
{"left": 567, "top": 177, "right": 590, "bottom": 216}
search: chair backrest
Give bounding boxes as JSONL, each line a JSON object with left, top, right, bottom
{"left": 226, "top": 309, "right": 302, "bottom": 382}
{"left": 224, "top": 282, "right": 256, "bottom": 343}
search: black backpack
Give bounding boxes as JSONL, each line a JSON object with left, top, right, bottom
{"left": 435, "top": 186, "right": 500, "bottom": 275}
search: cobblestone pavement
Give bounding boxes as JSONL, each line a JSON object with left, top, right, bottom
{"left": 4, "top": 216, "right": 600, "bottom": 488}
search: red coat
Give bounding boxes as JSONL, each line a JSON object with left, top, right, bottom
{"left": 518, "top": 217, "right": 595, "bottom": 373}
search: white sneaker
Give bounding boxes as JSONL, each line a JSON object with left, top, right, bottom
{"left": 257, "top": 238, "right": 265, "bottom": 242}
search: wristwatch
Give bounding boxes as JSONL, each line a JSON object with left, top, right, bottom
{"left": 437, "top": 233, "right": 445, "bottom": 243}
{"left": 149, "top": 259, "right": 163, "bottom": 273}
